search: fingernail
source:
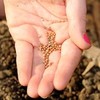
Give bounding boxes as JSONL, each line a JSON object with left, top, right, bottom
{"left": 83, "top": 33, "right": 91, "bottom": 44}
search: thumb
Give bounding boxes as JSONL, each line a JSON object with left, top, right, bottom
{"left": 66, "top": 0, "right": 91, "bottom": 50}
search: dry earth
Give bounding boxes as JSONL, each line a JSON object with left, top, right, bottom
{"left": 0, "top": 0, "right": 100, "bottom": 100}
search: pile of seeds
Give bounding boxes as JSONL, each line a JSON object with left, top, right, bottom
{"left": 39, "top": 30, "right": 61, "bottom": 68}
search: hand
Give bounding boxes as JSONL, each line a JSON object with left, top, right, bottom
{"left": 4, "top": 0, "right": 91, "bottom": 98}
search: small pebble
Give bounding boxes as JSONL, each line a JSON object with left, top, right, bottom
{"left": 0, "top": 71, "right": 5, "bottom": 79}
{"left": 97, "top": 83, "right": 100, "bottom": 91}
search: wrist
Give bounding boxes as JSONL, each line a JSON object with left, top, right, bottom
{"left": 0, "top": 0, "right": 5, "bottom": 19}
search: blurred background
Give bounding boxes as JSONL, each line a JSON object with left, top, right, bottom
{"left": 0, "top": 0, "right": 100, "bottom": 100}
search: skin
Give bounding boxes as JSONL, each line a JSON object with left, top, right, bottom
{"left": 3, "top": 0, "right": 91, "bottom": 98}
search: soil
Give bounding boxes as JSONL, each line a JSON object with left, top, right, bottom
{"left": 0, "top": 0, "right": 100, "bottom": 100}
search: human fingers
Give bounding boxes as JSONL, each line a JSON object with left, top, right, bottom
{"left": 9, "top": 25, "right": 40, "bottom": 47}
{"left": 9, "top": 25, "right": 40, "bottom": 86}
{"left": 38, "top": 51, "right": 60, "bottom": 98}
{"left": 54, "top": 39, "right": 82, "bottom": 90}
{"left": 33, "top": 25, "right": 48, "bottom": 45}
{"left": 15, "top": 40, "right": 33, "bottom": 86}
{"left": 27, "top": 47, "right": 45, "bottom": 98}
{"left": 66, "top": 0, "right": 91, "bottom": 50}
{"left": 50, "top": 22, "right": 69, "bottom": 44}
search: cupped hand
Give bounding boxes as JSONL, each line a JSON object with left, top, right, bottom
{"left": 4, "top": 0, "right": 91, "bottom": 98}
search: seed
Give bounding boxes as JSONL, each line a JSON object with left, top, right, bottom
{"left": 39, "top": 30, "right": 61, "bottom": 68}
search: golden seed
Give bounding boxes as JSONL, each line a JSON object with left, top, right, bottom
{"left": 39, "top": 30, "right": 61, "bottom": 68}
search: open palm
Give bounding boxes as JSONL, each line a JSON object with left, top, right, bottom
{"left": 4, "top": 0, "right": 91, "bottom": 98}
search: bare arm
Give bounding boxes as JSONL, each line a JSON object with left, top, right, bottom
{"left": 0, "top": 0, "right": 5, "bottom": 19}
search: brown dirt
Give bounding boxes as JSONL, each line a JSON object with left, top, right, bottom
{"left": 0, "top": 0, "right": 100, "bottom": 100}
